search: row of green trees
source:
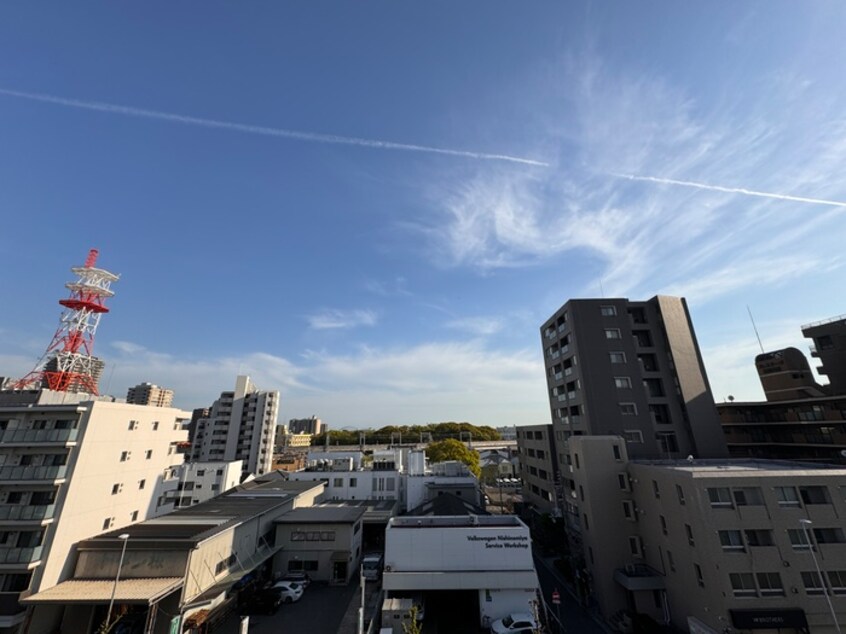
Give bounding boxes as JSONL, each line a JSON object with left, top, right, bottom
{"left": 310, "top": 422, "right": 500, "bottom": 446}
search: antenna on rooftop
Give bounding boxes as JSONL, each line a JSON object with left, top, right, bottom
{"left": 747, "top": 305, "right": 765, "bottom": 354}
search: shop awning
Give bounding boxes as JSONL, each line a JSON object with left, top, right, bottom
{"left": 22, "top": 577, "right": 183, "bottom": 605}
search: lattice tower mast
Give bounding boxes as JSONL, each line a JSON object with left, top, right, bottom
{"left": 13, "top": 249, "right": 119, "bottom": 394}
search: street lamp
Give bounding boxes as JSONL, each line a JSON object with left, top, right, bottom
{"left": 799, "top": 519, "right": 842, "bottom": 634}
{"left": 106, "top": 534, "right": 130, "bottom": 629}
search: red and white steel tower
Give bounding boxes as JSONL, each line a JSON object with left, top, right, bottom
{"left": 13, "top": 249, "right": 119, "bottom": 395}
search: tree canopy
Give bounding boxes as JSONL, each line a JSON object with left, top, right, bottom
{"left": 310, "top": 422, "right": 500, "bottom": 447}
{"left": 425, "top": 438, "right": 481, "bottom": 477}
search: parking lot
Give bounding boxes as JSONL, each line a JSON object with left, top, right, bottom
{"left": 216, "top": 579, "right": 377, "bottom": 634}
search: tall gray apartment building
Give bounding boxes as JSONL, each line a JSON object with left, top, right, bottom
{"left": 540, "top": 295, "right": 727, "bottom": 465}
{"left": 189, "top": 375, "right": 278, "bottom": 477}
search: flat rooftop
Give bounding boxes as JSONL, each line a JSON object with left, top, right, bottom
{"left": 632, "top": 458, "right": 846, "bottom": 475}
{"left": 390, "top": 515, "right": 524, "bottom": 529}
{"left": 275, "top": 506, "right": 365, "bottom": 524}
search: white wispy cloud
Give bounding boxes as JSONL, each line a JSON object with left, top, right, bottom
{"left": 445, "top": 316, "right": 505, "bottom": 336}
{"left": 421, "top": 53, "right": 846, "bottom": 305}
{"left": 306, "top": 309, "right": 378, "bottom": 330}
{"left": 0, "top": 87, "right": 548, "bottom": 167}
{"left": 0, "top": 340, "right": 549, "bottom": 427}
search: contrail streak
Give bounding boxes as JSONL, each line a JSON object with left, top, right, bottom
{"left": 615, "top": 173, "right": 846, "bottom": 209}
{"left": 0, "top": 87, "right": 548, "bottom": 167}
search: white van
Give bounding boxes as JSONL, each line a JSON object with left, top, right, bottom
{"left": 361, "top": 553, "right": 383, "bottom": 581}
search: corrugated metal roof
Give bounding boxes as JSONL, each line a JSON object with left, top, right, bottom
{"left": 22, "top": 577, "right": 183, "bottom": 605}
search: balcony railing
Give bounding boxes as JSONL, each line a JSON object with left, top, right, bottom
{"left": 0, "top": 428, "right": 78, "bottom": 444}
{"left": 0, "top": 466, "right": 67, "bottom": 481}
{"left": 0, "top": 546, "right": 43, "bottom": 564}
{"left": 0, "top": 505, "right": 56, "bottom": 521}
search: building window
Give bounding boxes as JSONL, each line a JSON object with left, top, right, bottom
{"left": 196, "top": 470, "right": 205, "bottom": 477}
{"left": 103, "top": 517, "right": 114, "bottom": 530}
{"left": 619, "top": 403, "right": 638, "bottom": 416}
{"left": 152, "top": 421, "right": 159, "bottom": 430}
{"left": 652, "top": 480, "right": 660, "bottom": 499}
{"left": 600, "top": 305, "right": 617, "bottom": 317}
{"left": 827, "top": 571, "right": 846, "bottom": 595}
{"left": 802, "top": 571, "right": 825, "bottom": 595}
{"left": 655, "top": 432, "right": 679, "bottom": 454}
{"left": 605, "top": 328, "right": 622, "bottom": 340}
{"left": 128, "top": 420, "right": 139, "bottom": 430}
{"left": 614, "top": 377, "right": 632, "bottom": 389}
{"left": 660, "top": 515, "right": 667, "bottom": 535}
{"left": 667, "top": 550, "right": 675, "bottom": 572}
{"left": 800, "top": 486, "right": 831, "bottom": 505}
{"left": 733, "top": 487, "right": 764, "bottom": 506}
{"left": 622, "top": 500, "right": 635, "bottom": 520}
{"left": 757, "top": 572, "right": 785, "bottom": 596}
{"left": 130, "top": 510, "right": 139, "bottom": 522}
{"left": 111, "top": 483, "right": 122, "bottom": 495}
{"left": 775, "top": 486, "right": 800, "bottom": 507}
{"left": 583, "top": 514, "right": 589, "bottom": 531}
{"left": 814, "top": 527, "right": 846, "bottom": 544}
{"left": 719, "top": 530, "right": 745, "bottom": 551}
{"left": 694, "top": 564, "right": 704, "bottom": 587}
{"left": 320, "top": 531, "right": 336, "bottom": 541}
{"left": 730, "top": 572, "right": 757, "bottom": 597}
{"left": 676, "top": 484, "right": 685, "bottom": 505}
{"left": 745, "top": 530, "right": 774, "bottom": 547}
{"left": 138, "top": 479, "right": 146, "bottom": 490}
{"left": 685, "top": 524, "right": 694, "bottom": 546}
{"left": 609, "top": 352, "right": 626, "bottom": 364}
{"left": 788, "top": 529, "right": 812, "bottom": 550}
{"left": 120, "top": 451, "right": 130, "bottom": 462}
{"left": 574, "top": 453, "right": 580, "bottom": 469}
{"left": 618, "top": 473, "right": 628, "bottom": 490}
{"left": 579, "top": 486, "right": 585, "bottom": 501}
{"left": 623, "top": 430, "right": 643, "bottom": 444}
{"left": 707, "top": 487, "right": 733, "bottom": 508}
{"left": 334, "top": 478, "right": 343, "bottom": 487}
{"left": 350, "top": 478, "right": 357, "bottom": 487}
{"left": 628, "top": 536, "right": 643, "bottom": 557}
{"left": 613, "top": 445, "right": 622, "bottom": 460}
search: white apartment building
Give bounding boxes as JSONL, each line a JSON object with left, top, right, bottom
{"left": 189, "top": 375, "right": 278, "bottom": 477}
{"left": 0, "top": 390, "right": 190, "bottom": 633}
{"left": 569, "top": 435, "right": 846, "bottom": 634}
{"left": 125, "top": 382, "right": 174, "bottom": 408}
{"left": 161, "top": 460, "right": 243, "bottom": 508}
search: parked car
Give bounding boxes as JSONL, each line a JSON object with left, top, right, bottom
{"left": 280, "top": 571, "right": 311, "bottom": 588}
{"left": 270, "top": 580, "right": 304, "bottom": 603}
{"left": 491, "top": 612, "right": 538, "bottom": 634}
{"left": 239, "top": 588, "right": 283, "bottom": 615}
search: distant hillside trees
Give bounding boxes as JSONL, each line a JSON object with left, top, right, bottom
{"left": 310, "top": 422, "right": 500, "bottom": 447}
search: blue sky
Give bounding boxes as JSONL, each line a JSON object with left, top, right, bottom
{"left": 2, "top": 2, "right": 845, "bottom": 427}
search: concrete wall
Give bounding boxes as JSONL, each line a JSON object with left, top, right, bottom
{"left": 274, "top": 519, "right": 362, "bottom": 584}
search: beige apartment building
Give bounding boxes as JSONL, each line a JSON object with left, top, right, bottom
{"left": 570, "top": 435, "right": 846, "bottom": 634}
{"left": 126, "top": 382, "right": 174, "bottom": 408}
{"left": 0, "top": 390, "right": 190, "bottom": 634}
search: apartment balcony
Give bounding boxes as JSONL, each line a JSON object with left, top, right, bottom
{"left": 0, "top": 546, "right": 43, "bottom": 565}
{"left": 0, "top": 429, "right": 78, "bottom": 445}
{"left": 614, "top": 564, "right": 665, "bottom": 591}
{"left": 0, "top": 504, "right": 56, "bottom": 522}
{"left": 0, "top": 592, "right": 26, "bottom": 626}
{"left": 0, "top": 466, "right": 67, "bottom": 482}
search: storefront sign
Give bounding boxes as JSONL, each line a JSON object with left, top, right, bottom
{"left": 730, "top": 609, "right": 807, "bottom": 630}
{"left": 465, "top": 534, "right": 530, "bottom": 549}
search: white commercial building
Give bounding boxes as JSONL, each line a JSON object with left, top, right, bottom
{"left": 383, "top": 516, "right": 539, "bottom": 629}
{"left": 0, "top": 390, "right": 190, "bottom": 633}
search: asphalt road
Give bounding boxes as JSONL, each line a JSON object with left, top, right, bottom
{"left": 533, "top": 550, "right": 608, "bottom": 634}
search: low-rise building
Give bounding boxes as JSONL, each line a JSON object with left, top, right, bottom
{"left": 161, "top": 460, "right": 243, "bottom": 508}
{"left": 570, "top": 435, "right": 846, "bottom": 634}
{"left": 383, "top": 515, "right": 539, "bottom": 630}
{"left": 273, "top": 506, "right": 365, "bottom": 585}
